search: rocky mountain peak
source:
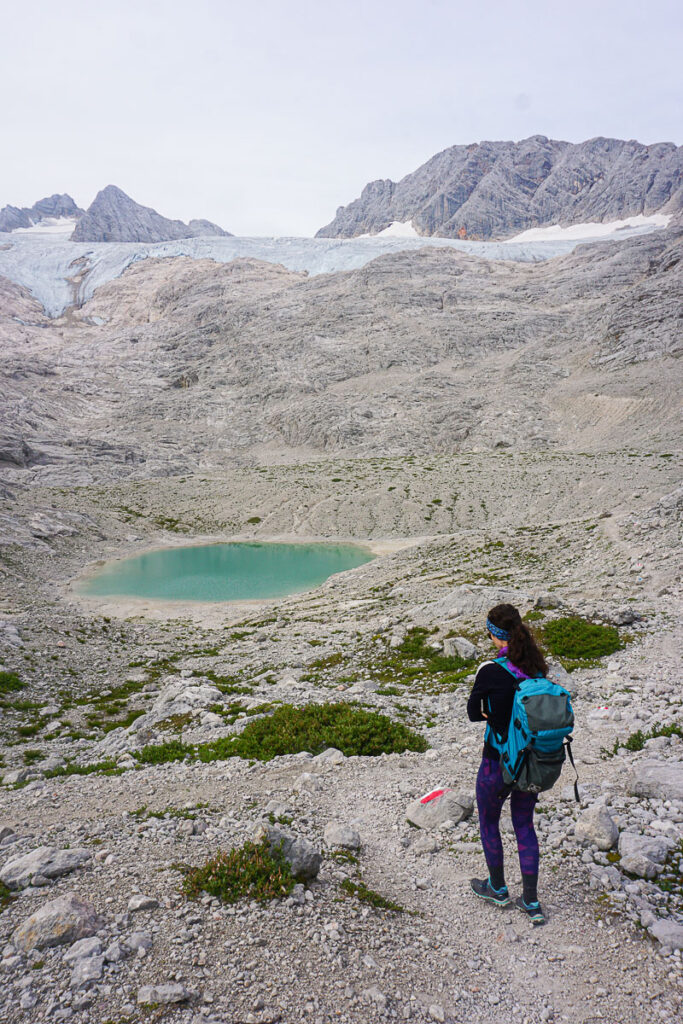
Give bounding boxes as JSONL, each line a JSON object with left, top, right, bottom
{"left": 0, "top": 193, "right": 83, "bottom": 233}
{"left": 317, "top": 135, "right": 683, "bottom": 240}
{"left": 70, "top": 185, "right": 231, "bottom": 243}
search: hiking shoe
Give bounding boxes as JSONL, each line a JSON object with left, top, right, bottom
{"left": 470, "top": 877, "right": 511, "bottom": 906}
{"left": 514, "top": 895, "right": 546, "bottom": 926}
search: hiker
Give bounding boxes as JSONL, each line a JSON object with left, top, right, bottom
{"left": 467, "top": 603, "right": 547, "bottom": 925}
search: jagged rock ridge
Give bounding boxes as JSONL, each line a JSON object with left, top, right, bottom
{"left": 0, "top": 194, "right": 83, "bottom": 233}
{"left": 70, "top": 185, "right": 231, "bottom": 243}
{"left": 316, "top": 135, "right": 683, "bottom": 240}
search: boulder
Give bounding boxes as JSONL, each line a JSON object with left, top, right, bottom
{"left": 323, "top": 822, "right": 362, "bottom": 850}
{"left": 253, "top": 823, "right": 322, "bottom": 880}
{"left": 628, "top": 760, "right": 683, "bottom": 803}
{"left": 649, "top": 918, "right": 683, "bottom": 950}
{"left": 443, "top": 637, "right": 478, "bottom": 660}
{"left": 0, "top": 846, "right": 91, "bottom": 889}
{"left": 406, "top": 788, "right": 473, "bottom": 829}
{"left": 617, "top": 831, "right": 675, "bottom": 878}
{"left": 574, "top": 798, "right": 618, "bottom": 850}
{"left": 312, "top": 747, "right": 346, "bottom": 765}
{"left": 12, "top": 893, "right": 103, "bottom": 952}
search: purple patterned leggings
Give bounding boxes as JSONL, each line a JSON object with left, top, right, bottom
{"left": 476, "top": 756, "right": 539, "bottom": 876}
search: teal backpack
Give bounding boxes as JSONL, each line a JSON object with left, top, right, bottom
{"left": 485, "top": 656, "right": 578, "bottom": 799}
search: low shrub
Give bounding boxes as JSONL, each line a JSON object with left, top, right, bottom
{"left": 540, "top": 616, "right": 623, "bottom": 663}
{"left": 181, "top": 839, "right": 295, "bottom": 903}
{"left": 135, "top": 739, "right": 193, "bottom": 764}
{"left": 610, "top": 721, "right": 682, "bottom": 756}
{"left": 196, "top": 702, "right": 428, "bottom": 763}
{"left": 340, "top": 877, "right": 406, "bottom": 913}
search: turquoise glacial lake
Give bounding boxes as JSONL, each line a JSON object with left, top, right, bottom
{"left": 80, "top": 542, "right": 375, "bottom": 602}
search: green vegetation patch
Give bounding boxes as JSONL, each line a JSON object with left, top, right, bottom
{"left": 0, "top": 881, "right": 14, "bottom": 910}
{"left": 608, "top": 721, "right": 683, "bottom": 756}
{"left": 374, "top": 627, "right": 475, "bottom": 693}
{"left": 340, "top": 878, "right": 406, "bottom": 913}
{"left": 197, "top": 702, "right": 428, "bottom": 762}
{"left": 180, "top": 839, "right": 295, "bottom": 903}
{"left": 136, "top": 740, "right": 194, "bottom": 765}
{"left": 0, "top": 671, "right": 24, "bottom": 695}
{"left": 540, "top": 616, "right": 623, "bottom": 665}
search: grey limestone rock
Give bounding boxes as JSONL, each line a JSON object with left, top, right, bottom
{"left": 137, "top": 983, "right": 189, "bottom": 1005}
{"left": 253, "top": 822, "right": 322, "bottom": 880}
{"left": 628, "top": 759, "right": 683, "bottom": 802}
{"left": 406, "top": 788, "right": 473, "bottom": 829}
{"left": 617, "top": 831, "right": 675, "bottom": 878}
{"left": 0, "top": 846, "right": 91, "bottom": 889}
{"left": 323, "top": 822, "right": 362, "bottom": 850}
{"left": 12, "top": 892, "right": 103, "bottom": 952}
{"left": 317, "top": 135, "right": 683, "bottom": 240}
{"left": 63, "top": 936, "right": 102, "bottom": 963}
{"left": 574, "top": 798, "right": 618, "bottom": 850}
{"left": 443, "top": 636, "right": 478, "bottom": 660}
{"left": 649, "top": 918, "right": 683, "bottom": 950}
{"left": 127, "top": 894, "right": 159, "bottom": 912}
{"left": 70, "top": 954, "right": 104, "bottom": 988}
{"left": 71, "top": 185, "right": 231, "bottom": 243}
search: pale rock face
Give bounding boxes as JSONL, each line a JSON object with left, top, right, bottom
{"left": 316, "top": 135, "right": 683, "bottom": 240}
{"left": 12, "top": 893, "right": 103, "bottom": 952}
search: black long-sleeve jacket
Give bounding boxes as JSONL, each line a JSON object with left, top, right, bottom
{"left": 467, "top": 660, "right": 519, "bottom": 759}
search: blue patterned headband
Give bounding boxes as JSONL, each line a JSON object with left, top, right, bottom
{"left": 486, "top": 618, "right": 510, "bottom": 641}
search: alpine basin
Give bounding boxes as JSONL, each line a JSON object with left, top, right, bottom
{"left": 79, "top": 541, "right": 375, "bottom": 602}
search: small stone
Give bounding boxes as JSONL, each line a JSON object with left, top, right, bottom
{"left": 70, "top": 955, "right": 104, "bottom": 988}
{"left": 574, "top": 798, "right": 618, "bottom": 850}
{"left": 63, "top": 937, "right": 102, "bottom": 963}
{"left": 323, "top": 822, "right": 361, "bottom": 850}
{"left": 429, "top": 1004, "right": 445, "bottom": 1022}
{"left": 128, "top": 894, "right": 159, "bottom": 912}
{"left": 137, "top": 983, "right": 189, "bottom": 1005}
{"left": 125, "top": 931, "right": 153, "bottom": 953}
{"left": 293, "top": 772, "right": 323, "bottom": 795}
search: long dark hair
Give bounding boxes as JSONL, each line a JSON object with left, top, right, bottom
{"left": 487, "top": 603, "right": 547, "bottom": 678}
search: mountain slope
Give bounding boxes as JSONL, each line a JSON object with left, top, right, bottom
{"left": 316, "top": 135, "right": 683, "bottom": 240}
{"left": 70, "top": 185, "right": 231, "bottom": 242}
{"left": 0, "top": 193, "right": 83, "bottom": 233}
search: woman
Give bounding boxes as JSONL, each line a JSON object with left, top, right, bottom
{"left": 466, "top": 603, "right": 547, "bottom": 926}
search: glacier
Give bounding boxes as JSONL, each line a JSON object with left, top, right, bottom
{"left": 0, "top": 219, "right": 670, "bottom": 319}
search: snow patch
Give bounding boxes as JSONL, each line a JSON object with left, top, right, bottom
{"left": 12, "top": 217, "right": 77, "bottom": 236}
{"left": 505, "top": 213, "right": 671, "bottom": 243}
{"left": 359, "top": 220, "right": 420, "bottom": 239}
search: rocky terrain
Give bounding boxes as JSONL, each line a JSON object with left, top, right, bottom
{"left": 0, "top": 205, "right": 681, "bottom": 1023}
{"left": 0, "top": 196, "right": 84, "bottom": 234}
{"left": 70, "top": 186, "right": 231, "bottom": 243}
{"left": 316, "top": 135, "right": 683, "bottom": 239}
{"left": 0, "top": 226, "right": 680, "bottom": 489}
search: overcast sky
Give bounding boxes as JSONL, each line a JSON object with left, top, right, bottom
{"left": 2, "top": 0, "right": 682, "bottom": 235}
